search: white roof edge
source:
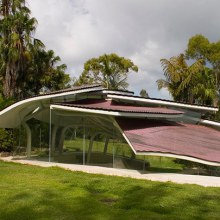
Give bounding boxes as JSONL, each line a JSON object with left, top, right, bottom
{"left": 135, "top": 152, "right": 220, "bottom": 166}
{"left": 50, "top": 104, "right": 183, "bottom": 119}
{"left": 0, "top": 86, "right": 103, "bottom": 116}
{"left": 112, "top": 119, "right": 137, "bottom": 154}
{"left": 107, "top": 94, "right": 218, "bottom": 112}
{"left": 200, "top": 119, "right": 220, "bottom": 128}
{"left": 102, "top": 90, "right": 134, "bottom": 96}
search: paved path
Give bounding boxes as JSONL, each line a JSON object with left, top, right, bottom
{"left": 1, "top": 157, "right": 220, "bottom": 187}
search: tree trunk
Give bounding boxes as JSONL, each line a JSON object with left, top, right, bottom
{"left": 3, "top": 63, "right": 18, "bottom": 98}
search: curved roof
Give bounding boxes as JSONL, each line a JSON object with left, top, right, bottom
{"left": 0, "top": 85, "right": 103, "bottom": 128}
{"left": 52, "top": 99, "right": 184, "bottom": 118}
{"left": 116, "top": 118, "right": 220, "bottom": 166}
{"left": 107, "top": 94, "right": 218, "bottom": 112}
{"left": 0, "top": 84, "right": 220, "bottom": 166}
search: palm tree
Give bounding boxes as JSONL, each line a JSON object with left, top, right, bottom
{"left": 192, "top": 68, "right": 217, "bottom": 105}
{"left": 0, "top": 0, "right": 37, "bottom": 99}
{"left": 157, "top": 54, "right": 204, "bottom": 103}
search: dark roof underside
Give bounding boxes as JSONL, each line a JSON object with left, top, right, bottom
{"left": 116, "top": 118, "right": 220, "bottom": 164}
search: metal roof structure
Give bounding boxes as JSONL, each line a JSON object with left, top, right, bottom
{"left": 107, "top": 94, "right": 218, "bottom": 112}
{"left": 0, "top": 84, "right": 103, "bottom": 128}
{"left": 52, "top": 99, "right": 184, "bottom": 118}
{"left": 116, "top": 118, "right": 220, "bottom": 166}
{"left": 0, "top": 84, "right": 220, "bottom": 166}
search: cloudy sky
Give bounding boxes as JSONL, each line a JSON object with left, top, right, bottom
{"left": 27, "top": 0, "right": 220, "bottom": 99}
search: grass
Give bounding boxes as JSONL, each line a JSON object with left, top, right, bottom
{"left": 64, "top": 138, "right": 185, "bottom": 172}
{"left": 0, "top": 160, "right": 220, "bottom": 220}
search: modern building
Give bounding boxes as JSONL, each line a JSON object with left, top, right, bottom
{"left": 1, "top": 84, "right": 220, "bottom": 170}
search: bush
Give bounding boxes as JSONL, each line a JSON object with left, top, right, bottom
{"left": 0, "top": 129, "right": 15, "bottom": 152}
{"left": 0, "top": 95, "right": 16, "bottom": 152}
{"left": 0, "top": 96, "right": 15, "bottom": 111}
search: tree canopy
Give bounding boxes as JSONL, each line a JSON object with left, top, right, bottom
{"left": 75, "top": 53, "right": 138, "bottom": 90}
{"left": 185, "top": 34, "right": 220, "bottom": 95}
{"left": 0, "top": 0, "right": 70, "bottom": 100}
{"left": 140, "top": 89, "right": 149, "bottom": 98}
{"left": 157, "top": 35, "right": 219, "bottom": 106}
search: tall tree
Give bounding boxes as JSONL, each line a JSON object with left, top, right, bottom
{"left": 185, "top": 34, "right": 220, "bottom": 103}
{"left": 75, "top": 53, "right": 138, "bottom": 90}
{"left": 24, "top": 47, "right": 70, "bottom": 97}
{"left": 0, "top": 0, "right": 70, "bottom": 100}
{"left": 191, "top": 67, "right": 216, "bottom": 105}
{"left": 0, "top": 0, "right": 37, "bottom": 98}
{"left": 157, "top": 54, "right": 209, "bottom": 104}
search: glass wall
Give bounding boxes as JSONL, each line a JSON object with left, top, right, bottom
{"left": 11, "top": 108, "right": 220, "bottom": 176}
{"left": 13, "top": 118, "right": 50, "bottom": 160}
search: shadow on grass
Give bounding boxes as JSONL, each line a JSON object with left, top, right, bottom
{"left": 0, "top": 161, "right": 220, "bottom": 220}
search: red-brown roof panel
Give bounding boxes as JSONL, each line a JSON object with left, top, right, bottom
{"left": 116, "top": 118, "right": 220, "bottom": 164}
{"left": 57, "top": 99, "right": 183, "bottom": 115}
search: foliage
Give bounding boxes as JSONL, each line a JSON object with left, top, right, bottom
{"left": 158, "top": 35, "right": 220, "bottom": 108}
{"left": 0, "top": 96, "right": 16, "bottom": 152}
{"left": 185, "top": 34, "right": 210, "bottom": 60}
{"left": 23, "top": 48, "right": 70, "bottom": 96}
{"left": 75, "top": 53, "right": 138, "bottom": 90}
{"left": 185, "top": 34, "right": 220, "bottom": 105}
{"left": 0, "top": 95, "right": 15, "bottom": 110}
{"left": 156, "top": 54, "right": 214, "bottom": 104}
{"left": 139, "top": 89, "right": 149, "bottom": 98}
{"left": 0, "top": 161, "right": 220, "bottom": 220}
{"left": 0, "top": 0, "right": 70, "bottom": 100}
{"left": 27, "top": 118, "right": 49, "bottom": 148}
{"left": 0, "top": 129, "right": 14, "bottom": 152}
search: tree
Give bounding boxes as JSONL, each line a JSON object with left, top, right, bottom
{"left": 140, "top": 89, "right": 149, "bottom": 98}
{"left": 75, "top": 53, "right": 138, "bottom": 90}
{"left": 0, "top": 0, "right": 37, "bottom": 98}
{"left": 191, "top": 67, "right": 216, "bottom": 105}
{"left": 23, "top": 48, "right": 70, "bottom": 97}
{"left": 157, "top": 54, "right": 208, "bottom": 104}
{"left": 185, "top": 34, "right": 210, "bottom": 61}
{"left": 0, "top": 128, "right": 15, "bottom": 152}
{"left": 0, "top": 0, "right": 70, "bottom": 99}
{"left": 185, "top": 34, "right": 220, "bottom": 104}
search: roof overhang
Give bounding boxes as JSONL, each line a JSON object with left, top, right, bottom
{"left": 115, "top": 118, "right": 220, "bottom": 166}
{"left": 51, "top": 104, "right": 183, "bottom": 119}
{"left": 0, "top": 85, "right": 103, "bottom": 128}
{"left": 107, "top": 94, "right": 218, "bottom": 112}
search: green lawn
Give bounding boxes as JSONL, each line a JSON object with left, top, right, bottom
{"left": 0, "top": 160, "right": 220, "bottom": 220}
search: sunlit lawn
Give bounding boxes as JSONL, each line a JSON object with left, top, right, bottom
{"left": 0, "top": 160, "right": 220, "bottom": 220}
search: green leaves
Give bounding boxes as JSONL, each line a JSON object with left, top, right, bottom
{"left": 185, "top": 34, "right": 210, "bottom": 60}
{"left": 0, "top": 128, "right": 15, "bottom": 152}
{"left": 76, "top": 53, "right": 138, "bottom": 90}
{"left": 157, "top": 53, "right": 216, "bottom": 105}
{"left": 157, "top": 34, "right": 220, "bottom": 107}
{"left": 0, "top": 0, "right": 70, "bottom": 99}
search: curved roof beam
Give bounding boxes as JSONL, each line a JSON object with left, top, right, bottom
{"left": 51, "top": 104, "right": 183, "bottom": 119}
{"left": 0, "top": 85, "right": 103, "bottom": 128}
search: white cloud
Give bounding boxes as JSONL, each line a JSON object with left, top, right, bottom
{"left": 27, "top": 0, "right": 220, "bottom": 99}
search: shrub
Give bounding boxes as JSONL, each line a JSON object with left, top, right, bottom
{"left": 0, "top": 129, "right": 15, "bottom": 152}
